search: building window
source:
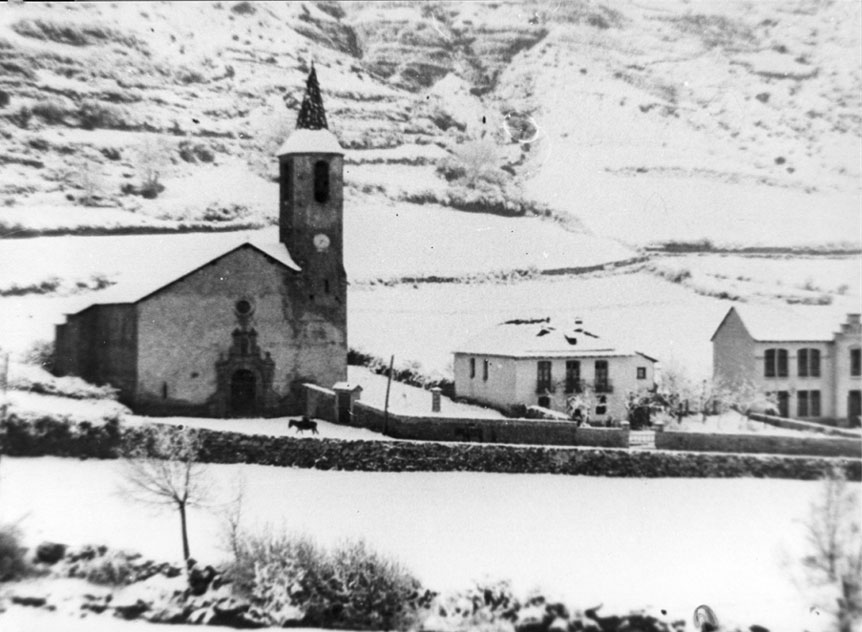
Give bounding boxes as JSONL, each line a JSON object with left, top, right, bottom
{"left": 797, "top": 391, "right": 808, "bottom": 417}
{"left": 852, "top": 348, "right": 861, "bottom": 377}
{"left": 280, "top": 159, "right": 292, "bottom": 206}
{"left": 595, "top": 360, "right": 611, "bottom": 393}
{"left": 849, "top": 390, "right": 861, "bottom": 421}
{"left": 538, "top": 396, "right": 550, "bottom": 408}
{"left": 596, "top": 395, "right": 607, "bottom": 416}
{"left": 765, "top": 348, "right": 788, "bottom": 378}
{"left": 811, "top": 390, "right": 821, "bottom": 417}
{"left": 565, "top": 360, "right": 581, "bottom": 393}
{"left": 469, "top": 358, "right": 475, "bottom": 379}
{"left": 483, "top": 359, "right": 489, "bottom": 381}
{"left": 314, "top": 160, "right": 329, "bottom": 203}
{"left": 798, "top": 390, "right": 822, "bottom": 417}
{"left": 776, "top": 391, "right": 789, "bottom": 417}
{"left": 798, "top": 348, "right": 821, "bottom": 377}
{"left": 537, "top": 361, "right": 553, "bottom": 393}
{"left": 636, "top": 366, "right": 647, "bottom": 380}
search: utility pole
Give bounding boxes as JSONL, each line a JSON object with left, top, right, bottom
{"left": 0, "top": 351, "right": 8, "bottom": 473}
{"left": 383, "top": 355, "right": 394, "bottom": 436}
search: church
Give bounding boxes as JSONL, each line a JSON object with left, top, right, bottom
{"left": 54, "top": 68, "right": 348, "bottom": 417}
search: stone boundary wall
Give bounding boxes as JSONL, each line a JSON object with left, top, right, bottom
{"left": 747, "top": 412, "right": 860, "bottom": 438}
{"left": 304, "top": 383, "right": 337, "bottom": 422}
{"left": 350, "top": 401, "right": 628, "bottom": 447}
{"left": 2, "top": 415, "right": 860, "bottom": 480}
{"left": 656, "top": 430, "right": 862, "bottom": 458}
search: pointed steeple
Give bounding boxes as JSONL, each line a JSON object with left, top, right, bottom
{"left": 295, "top": 64, "right": 328, "bottom": 130}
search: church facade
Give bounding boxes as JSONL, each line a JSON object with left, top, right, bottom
{"left": 54, "top": 68, "right": 347, "bottom": 417}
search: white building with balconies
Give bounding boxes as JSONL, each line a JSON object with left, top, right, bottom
{"left": 453, "top": 318, "right": 657, "bottom": 420}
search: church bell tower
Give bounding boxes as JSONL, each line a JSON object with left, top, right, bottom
{"left": 277, "top": 65, "right": 346, "bottom": 310}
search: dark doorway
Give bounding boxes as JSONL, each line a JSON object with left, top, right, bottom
{"left": 231, "top": 369, "right": 256, "bottom": 416}
{"left": 849, "top": 390, "right": 861, "bottom": 426}
{"left": 777, "top": 390, "right": 789, "bottom": 418}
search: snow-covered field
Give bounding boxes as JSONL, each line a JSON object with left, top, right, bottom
{"left": 649, "top": 253, "right": 862, "bottom": 304}
{"left": 0, "top": 204, "right": 633, "bottom": 294}
{"left": 0, "top": 457, "right": 847, "bottom": 632}
{"left": 348, "top": 272, "right": 746, "bottom": 382}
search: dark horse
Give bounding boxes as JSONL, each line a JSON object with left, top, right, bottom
{"left": 289, "top": 416, "right": 318, "bottom": 435}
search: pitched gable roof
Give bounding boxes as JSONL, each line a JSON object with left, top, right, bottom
{"left": 712, "top": 304, "right": 839, "bottom": 343}
{"left": 455, "top": 319, "right": 648, "bottom": 359}
{"left": 62, "top": 239, "right": 299, "bottom": 316}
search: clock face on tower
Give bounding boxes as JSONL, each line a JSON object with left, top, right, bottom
{"left": 313, "top": 233, "right": 330, "bottom": 252}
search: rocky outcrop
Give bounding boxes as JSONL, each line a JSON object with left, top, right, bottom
{"left": 34, "top": 542, "right": 66, "bottom": 565}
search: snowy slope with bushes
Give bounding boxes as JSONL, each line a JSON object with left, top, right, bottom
{"left": 0, "top": 0, "right": 858, "bottom": 250}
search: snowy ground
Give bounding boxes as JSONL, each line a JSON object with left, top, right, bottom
{"left": 0, "top": 457, "right": 848, "bottom": 632}
{"left": 126, "top": 414, "right": 387, "bottom": 442}
{"left": 0, "top": 208, "right": 634, "bottom": 296}
{"left": 6, "top": 391, "right": 127, "bottom": 423}
{"left": 665, "top": 410, "right": 855, "bottom": 437}
{"left": 648, "top": 253, "right": 862, "bottom": 304}
{"left": 343, "top": 366, "right": 503, "bottom": 418}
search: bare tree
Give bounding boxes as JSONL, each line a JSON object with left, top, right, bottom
{"left": 566, "top": 388, "right": 597, "bottom": 425}
{"left": 119, "top": 426, "right": 211, "bottom": 561}
{"left": 74, "top": 158, "right": 104, "bottom": 206}
{"left": 220, "top": 474, "right": 246, "bottom": 563}
{"left": 454, "top": 139, "right": 501, "bottom": 186}
{"left": 135, "top": 137, "right": 170, "bottom": 199}
{"left": 654, "top": 361, "right": 697, "bottom": 423}
{"left": 801, "top": 469, "right": 862, "bottom": 632}
{"left": 720, "top": 379, "right": 777, "bottom": 419}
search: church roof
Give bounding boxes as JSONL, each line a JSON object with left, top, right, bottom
{"left": 278, "top": 65, "right": 343, "bottom": 155}
{"left": 455, "top": 319, "right": 654, "bottom": 360}
{"left": 296, "top": 65, "right": 328, "bottom": 130}
{"left": 277, "top": 128, "right": 343, "bottom": 155}
{"left": 62, "top": 239, "right": 300, "bottom": 316}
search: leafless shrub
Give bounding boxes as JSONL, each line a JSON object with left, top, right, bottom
{"left": 801, "top": 469, "right": 862, "bottom": 632}
{"left": 133, "top": 137, "right": 170, "bottom": 199}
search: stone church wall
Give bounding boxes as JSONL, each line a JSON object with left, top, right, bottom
{"left": 136, "top": 245, "right": 345, "bottom": 415}
{"left": 55, "top": 304, "right": 137, "bottom": 401}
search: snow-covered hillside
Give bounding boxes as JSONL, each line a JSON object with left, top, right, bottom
{"left": 0, "top": 0, "right": 859, "bottom": 249}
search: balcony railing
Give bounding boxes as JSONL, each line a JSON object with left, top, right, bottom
{"left": 594, "top": 380, "right": 614, "bottom": 394}
{"left": 564, "top": 379, "right": 585, "bottom": 394}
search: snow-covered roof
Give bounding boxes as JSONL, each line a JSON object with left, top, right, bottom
{"left": 713, "top": 305, "right": 841, "bottom": 342}
{"left": 62, "top": 239, "right": 300, "bottom": 316}
{"left": 454, "top": 319, "right": 650, "bottom": 360}
{"left": 277, "top": 129, "right": 343, "bottom": 156}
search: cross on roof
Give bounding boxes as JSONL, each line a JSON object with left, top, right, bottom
{"left": 295, "top": 64, "right": 328, "bottom": 130}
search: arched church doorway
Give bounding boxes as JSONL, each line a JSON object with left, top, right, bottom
{"left": 230, "top": 369, "right": 256, "bottom": 416}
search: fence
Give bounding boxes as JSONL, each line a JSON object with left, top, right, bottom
{"left": 747, "top": 411, "right": 860, "bottom": 438}
{"left": 655, "top": 430, "right": 861, "bottom": 459}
